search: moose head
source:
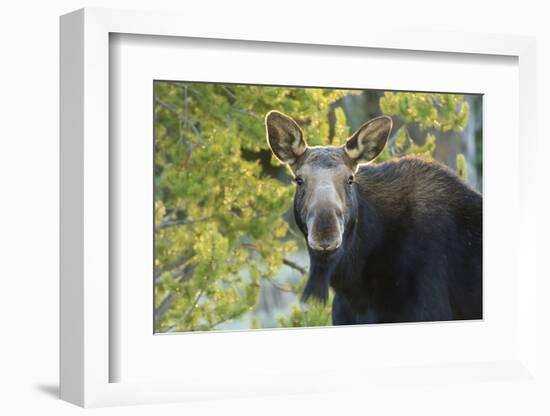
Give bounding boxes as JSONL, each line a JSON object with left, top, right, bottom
{"left": 265, "top": 111, "right": 392, "bottom": 301}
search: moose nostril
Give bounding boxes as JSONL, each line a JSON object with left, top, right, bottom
{"left": 309, "top": 240, "right": 340, "bottom": 252}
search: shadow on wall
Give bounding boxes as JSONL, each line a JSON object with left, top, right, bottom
{"left": 34, "top": 384, "right": 59, "bottom": 400}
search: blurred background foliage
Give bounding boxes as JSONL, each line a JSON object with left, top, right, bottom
{"left": 154, "top": 82, "right": 482, "bottom": 333}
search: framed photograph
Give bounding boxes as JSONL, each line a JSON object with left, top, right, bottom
{"left": 152, "top": 81, "right": 483, "bottom": 334}
{"left": 60, "top": 8, "right": 538, "bottom": 408}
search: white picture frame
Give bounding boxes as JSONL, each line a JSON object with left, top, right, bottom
{"left": 60, "top": 7, "right": 538, "bottom": 408}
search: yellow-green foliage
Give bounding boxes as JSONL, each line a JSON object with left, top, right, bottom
{"left": 154, "top": 83, "right": 359, "bottom": 332}
{"left": 154, "top": 83, "right": 472, "bottom": 332}
{"left": 456, "top": 153, "right": 468, "bottom": 179}
{"left": 380, "top": 92, "right": 469, "bottom": 131}
{"left": 376, "top": 127, "right": 437, "bottom": 163}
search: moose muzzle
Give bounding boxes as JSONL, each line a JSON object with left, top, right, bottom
{"left": 306, "top": 209, "right": 344, "bottom": 253}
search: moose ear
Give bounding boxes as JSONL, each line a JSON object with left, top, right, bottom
{"left": 344, "top": 116, "right": 392, "bottom": 165}
{"left": 265, "top": 111, "right": 307, "bottom": 166}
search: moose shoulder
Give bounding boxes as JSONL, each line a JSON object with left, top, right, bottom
{"left": 265, "top": 110, "right": 482, "bottom": 325}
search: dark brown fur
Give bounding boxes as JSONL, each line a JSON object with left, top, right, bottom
{"left": 266, "top": 111, "right": 482, "bottom": 324}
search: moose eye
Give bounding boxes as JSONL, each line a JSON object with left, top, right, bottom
{"left": 295, "top": 176, "right": 304, "bottom": 186}
{"left": 347, "top": 175, "right": 354, "bottom": 185}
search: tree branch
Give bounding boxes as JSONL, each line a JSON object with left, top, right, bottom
{"left": 154, "top": 253, "right": 192, "bottom": 280}
{"left": 163, "top": 287, "right": 204, "bottom": 332}
{"left": 282, "top": 258, "right": 308, "bottom": 275}
{"left": 155, "top": 217, "right": 208, "bottom": 232}
{"left": 240, "top": 242, "right": 308, "bottom": 275}
{"left": 166, "top": 82, "right": 202, "bottom": 97}
{"left": 233, "top": 108, "right": 259, "bottom": 119}
{"left": 155, "top": 96, "right": 204, "bottom": 143}
{"left": 155, "top": 243, "right": 308, "bottom": 325}
{"left": 210, "top": 308, "right": 247, "bottom": 330}
{"left": 154, "top": 264, "right": 196, "bottom": 321}
{"left": 267, "top": 279, "right": 296, "bottom": 293}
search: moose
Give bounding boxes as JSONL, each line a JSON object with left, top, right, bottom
{"left": 265, "top": 111, "right": 482, "bottom": 325}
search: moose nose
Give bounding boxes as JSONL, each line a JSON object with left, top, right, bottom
{"left": 308, "top": 239, "right": 340, "bottom": 252}
{"left": 306, "top": 211, "right": 343, "bottom": 253}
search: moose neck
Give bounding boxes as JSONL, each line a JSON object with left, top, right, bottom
{"left": 331, "top": 199, "right": 372, "bottom": 291}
